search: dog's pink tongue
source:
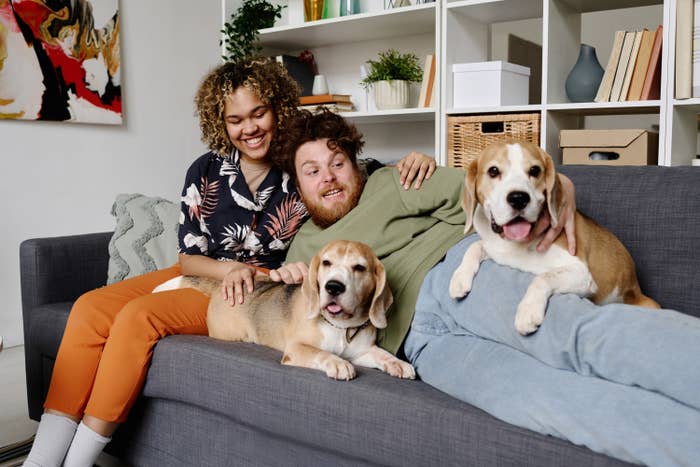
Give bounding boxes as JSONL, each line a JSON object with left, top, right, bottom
{"left": 503, "top": 220, "right": 532, "bottom": 241}
{"left": 327, "top": 304, "right": 342, "bottom": 313}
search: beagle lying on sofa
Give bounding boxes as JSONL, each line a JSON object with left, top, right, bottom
{"left": 449, "top": 141, "right": 659, "bottom": 335}
{"left": 155, "top": 240, "right": 415, "bottom": 381}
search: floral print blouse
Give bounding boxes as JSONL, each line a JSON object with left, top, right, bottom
{"left": 178, "top": 150, "right": 308, "bottom": 269}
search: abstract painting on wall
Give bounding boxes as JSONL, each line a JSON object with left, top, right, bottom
{"left": 0, "top": 0, "right": 121, "bottom": 124}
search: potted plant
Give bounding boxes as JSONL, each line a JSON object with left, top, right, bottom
{"left": 360, "top": 49, "right": 423, "bottom": 110}
{"left": 221, "top": 0, "right": 285, "bottom": 63}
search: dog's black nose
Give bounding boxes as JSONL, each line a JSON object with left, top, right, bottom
{"left": 325, "top": 280, "right": 346, "bottom": 296}
{"left": 507, "top": 191, "right": 530, "bottom": 210}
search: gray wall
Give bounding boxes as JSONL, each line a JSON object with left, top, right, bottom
{"left": 0, "top": 0, "right": 221, "bottom": 347}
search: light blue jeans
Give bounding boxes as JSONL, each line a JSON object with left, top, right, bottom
{"left": 404, "top": 235, "right": 700, "bottom": 467}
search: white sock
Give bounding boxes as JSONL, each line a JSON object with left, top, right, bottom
{"left": 62, "top": 421, "right": 111, "bottom": 467}
{"left": 23, "top": 413, "right": 78, "bottom": 467}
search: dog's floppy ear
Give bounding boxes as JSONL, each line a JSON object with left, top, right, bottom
{"left": 302, "top": 252, "right": 321, "bottom": 319}
{"left": 541, "top": 147, "right": 562, "bottom": 229}
{"left": 462, "top": 159, "right": 479, "bottom": 234}
{"left": 368, "top": 258, "right": 393, "bottom": 329}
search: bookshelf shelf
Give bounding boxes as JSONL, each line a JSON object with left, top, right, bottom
{"left": 341, "top": 108, "right": 437, "bottom": 125}
{"left": 447, "top": 104, "right": 543, "bottom": 115}
{"left": 226, "top": 0, "right": 690, "bottom": 166}
{"left": 259, "top": 4, "right": 437, "bottom": 51}
{"left": 446, "top": 0, "right": 542, "bottom": 23}
{"left": 546, "top": 101, "right": 662, "bottom": 114}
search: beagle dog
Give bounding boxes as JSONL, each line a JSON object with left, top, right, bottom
{"left": 154, "top": 240, "right": 415, "bottom": 381}
{"left": 449, "top": 141, "right": 659, "bottom": 335}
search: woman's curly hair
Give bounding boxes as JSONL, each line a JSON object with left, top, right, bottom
{"left": 270, "top": 109, "right": 365, "bottom": 179}
{"left": 195, "top": 56, "right": 301, "bottom": 156}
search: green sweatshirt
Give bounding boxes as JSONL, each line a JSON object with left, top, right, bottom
{"left": 286, "top": 166, "right": 466, "bottom": 354}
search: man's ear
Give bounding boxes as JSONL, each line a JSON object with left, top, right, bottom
{"left": 462, "top": 160, "right": 479, "bottom": 233}
{"left": 302, "top": 253, "right": 321, "bottom": 319}
{"left": 541, "top": 147, "right": 562, "bottom": 229}
{"left": 368, "top": 259, "right": 393, "bottom": 329}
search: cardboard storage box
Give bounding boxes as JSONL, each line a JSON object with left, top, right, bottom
{"left": 453, "top": 61, "right": 530, "bottom": 108}
{"left": 560, "top": 129, "right": 658, "bottom": 166}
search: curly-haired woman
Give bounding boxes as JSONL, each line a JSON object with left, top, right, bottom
{"left": 24, "top": 57, "right": 435, "bottom": 467}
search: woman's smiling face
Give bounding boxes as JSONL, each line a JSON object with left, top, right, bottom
{"left": 224, "top": 86, "right": 276, "bottom": 162}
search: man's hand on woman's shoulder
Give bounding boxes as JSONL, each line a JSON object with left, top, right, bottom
{"left": 396, "top": 151, "right": 436, "bottom": 190}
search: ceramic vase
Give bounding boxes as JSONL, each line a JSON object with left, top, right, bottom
{"left": 565, "top": 44, "right": 605, "bottom": 102}
{"left": 373, "top": 80, "right": 409, "bottom": 110}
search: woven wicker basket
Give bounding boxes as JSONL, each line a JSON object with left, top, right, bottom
{"left": 447, "top": 113, "right": 540, "bottom": 168}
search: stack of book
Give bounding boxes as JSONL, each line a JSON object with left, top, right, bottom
{"left": 594, "top": 26, "right": 663, "bottom": 102}
{"left": 299, "top": 94, "right": 355, "bottom": 113}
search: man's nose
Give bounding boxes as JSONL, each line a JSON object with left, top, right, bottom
{"left": 320, "top": 167, "right": 336, "bottom": 182}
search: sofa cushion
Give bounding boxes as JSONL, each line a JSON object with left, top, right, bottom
{"left": 143, "top": 335, "right": 632, "bottom": 467}
{"left": 558, "top": 165, "right": 700, "bottom": 316}
{"left": 107, "top": 193, "right": 179, "bottom": 284}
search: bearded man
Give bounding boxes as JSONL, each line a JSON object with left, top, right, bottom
{"left": 269, "top": 109, "right": 700, "bottom": 467}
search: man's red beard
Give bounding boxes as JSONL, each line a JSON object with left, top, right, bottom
{"left": 300, "top": 170, "right": 365, "bottom": 228}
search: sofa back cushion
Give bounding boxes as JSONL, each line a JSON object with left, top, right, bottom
{"left": 107, "top": 193, "right": 179, "bottom": 284}
{"left": 558, "top": 165, "right": 700, "bottom": 317}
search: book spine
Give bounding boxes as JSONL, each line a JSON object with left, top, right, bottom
{"left": 595, "top": 30, "right": 626, "bottom": 102}
{"left": 676, "top": 0, "right": 694, "bottom": 99}
{"left": 693, "top": 0, "right": 700, "bottom": 96}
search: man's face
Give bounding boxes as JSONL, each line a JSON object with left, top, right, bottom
{"left": 295, "top": 138, "right": 363, "bottom": 228}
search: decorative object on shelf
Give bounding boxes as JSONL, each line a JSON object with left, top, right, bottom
{"left": 373, "top": 80, "right": 410, "bottom": 110}
{"left": 221, "top": 0, "right": 285, "bottom": 63}
{"left": 305, "top": 0, "right": 325, "bottom": 21}
{"left": 312, "top": 75, "right": 330, "bottom": 95}
{"left": 452, "top": 61, "right": 530, "bottom": 108}
{"left": 565, "top": 44, "right": 605, "bottom": 102}
{"left": 385, "top": 0, "right": 411, "bottom": 8}
{"left": 447, "top": 113, "right": 540, "bottom": 168}
{"left": 340, "top": 0, "right": 360, "bottom": 16}
{"left": 360, "top": 49, "right": 423, "bottom": 110}
{"left": 323, "top": 0, "right": 340, "bottom": 18}
{"left": 560, "top": 129, "right": 658, "bottom": 166}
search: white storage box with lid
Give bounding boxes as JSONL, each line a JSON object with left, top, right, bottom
{"left": 452, "top": 61, "right": 530, "bottom": 108}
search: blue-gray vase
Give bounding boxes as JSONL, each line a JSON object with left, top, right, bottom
{"left": 565, "top": 44, "right": 605, "bottom": 102}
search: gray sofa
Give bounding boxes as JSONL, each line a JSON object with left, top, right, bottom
{"left": 20, "top": 165, "right": 700, "bottom": 467}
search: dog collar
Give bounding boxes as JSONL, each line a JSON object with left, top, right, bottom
{"left": 322, "top": 316, "right": 371, "bottom": 343}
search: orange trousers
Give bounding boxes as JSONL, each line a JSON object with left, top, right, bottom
{"left": 44, "top": 265, "right": 209, "bottom": 423}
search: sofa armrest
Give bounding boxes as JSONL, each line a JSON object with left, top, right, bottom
{"left": 20, "top": 232, "right": 113, "bottom": 312}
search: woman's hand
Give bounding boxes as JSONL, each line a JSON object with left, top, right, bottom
{"left": 269, "top": 262, "right": 308, "bottom": 284}
{"left": 396, "top": 151, "right": 436, "bottom": 190}
{"left": 534, "top": 174, "right": 577, "bottom": 254}
{"left": 221, "top": 262, "right": 258, "bottom": 306}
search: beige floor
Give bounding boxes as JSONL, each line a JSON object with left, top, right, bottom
{"left": 0, "top": 346, "right": 126, "bottom": 467}
{"left": 0, "top": 346, "right": 38, "bottom": 449}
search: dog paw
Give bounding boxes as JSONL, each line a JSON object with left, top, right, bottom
{"left": 449, "top": 269, "right": 473, "bottom": 299}
{"left": 514, "top": 298, "right": 546, "bottom": 335}
{"left": 324, "top": 357, "right": 356, "bottom": 381}
{"left": 384, "top": 359, "right": 416, "bottom": 379}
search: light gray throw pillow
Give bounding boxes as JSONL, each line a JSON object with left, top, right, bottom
{"left": 107, "top": 193, "right": 180, "bottom": 284}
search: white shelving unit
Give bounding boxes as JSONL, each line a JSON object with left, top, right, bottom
{"left": 224, "top": 0, "right": 696, "bottom": 166}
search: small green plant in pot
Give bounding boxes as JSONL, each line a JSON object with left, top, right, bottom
{"left": 360, "top": 49, "right": 423, "bottom": 110}
{"left": 221, "top": 0, "right": 285, "bottom": 63}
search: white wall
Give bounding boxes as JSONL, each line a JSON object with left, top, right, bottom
{"left": 0, "top": 0, "right": 222, "bottom": 347}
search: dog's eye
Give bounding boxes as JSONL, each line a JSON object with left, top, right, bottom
{"left": 353, "top": 264, "right": 366, "bottom": 273}
{"left": 322, "top": 260, "right": 331, "bottom": 267}
{"left": 529, "top": 166, "right": 542, "bottom": 178}
{"left": 488, "top": 166, "right": 500, "bottom": 178}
